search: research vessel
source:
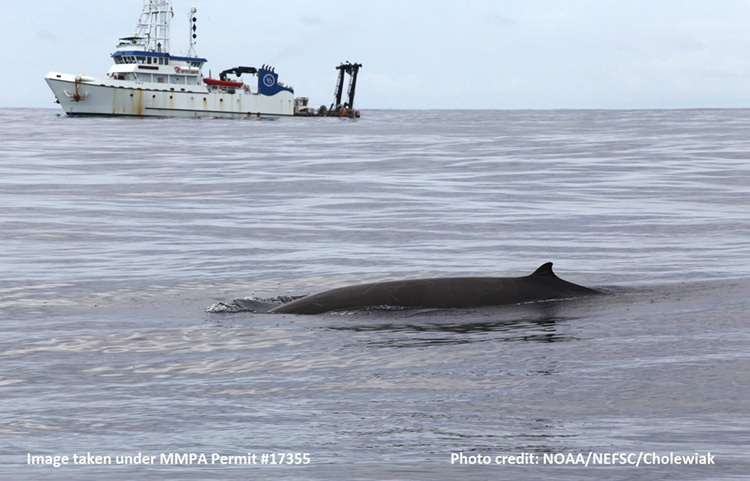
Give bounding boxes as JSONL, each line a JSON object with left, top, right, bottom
{"left": 45, "top": 0, "right": 313, "bottom": 118}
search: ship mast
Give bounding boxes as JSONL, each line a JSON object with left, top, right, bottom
{"left": 187, "top": 7, "right": 198, "bottom": 57}
{"left": 134, "top": 0, "right": 172, "bottom": 53}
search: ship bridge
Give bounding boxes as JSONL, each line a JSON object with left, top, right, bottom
{"left": 112, "top": 51, "right": 207, "bottom": 69}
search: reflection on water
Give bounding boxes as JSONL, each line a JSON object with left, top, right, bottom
{"left": 329, "top": 317, "right": 579, "bottom": 348}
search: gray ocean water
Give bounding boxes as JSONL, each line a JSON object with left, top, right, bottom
{"left": 1, "top": 108, "right": 749, "bottom": 480}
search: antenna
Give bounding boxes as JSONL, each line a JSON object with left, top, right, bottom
{"left": 187, "top": 6, "right": 198, "bottom": 57}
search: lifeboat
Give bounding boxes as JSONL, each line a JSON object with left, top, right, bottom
{"left": 204, "top": 78, "right": 243, "bottom": 88}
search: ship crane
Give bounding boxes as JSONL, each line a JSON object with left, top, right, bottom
{"left": 219, "top": 66, "right": 258, "bottom": 81}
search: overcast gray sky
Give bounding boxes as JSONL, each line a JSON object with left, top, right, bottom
{"left": 6, "top": 0, "right": 750, "bottom": 109}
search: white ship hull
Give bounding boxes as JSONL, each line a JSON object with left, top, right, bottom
{"left": 45, "top": 72, "right": 295, "bottom": 118}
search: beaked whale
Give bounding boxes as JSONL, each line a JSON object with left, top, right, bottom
{"left": 234, "top": 262, "right": 601, "bottom": 315}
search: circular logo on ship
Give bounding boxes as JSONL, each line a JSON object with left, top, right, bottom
{"left": 263, "top": 74, "right": 276, "bottom": 87}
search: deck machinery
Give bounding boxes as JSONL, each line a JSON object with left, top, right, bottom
{"left": 305, "top": 62, "right": 362, "bottom": 118}
{"left": 330, "top": 62, "right": 362, "bottom": 118}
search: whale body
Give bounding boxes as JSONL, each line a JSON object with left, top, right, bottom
{"left": 233, "top": 262, "right": 601, "bottom": 315}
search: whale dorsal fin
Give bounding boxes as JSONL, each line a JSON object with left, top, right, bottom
{"left": 531, "top": 262, "right": 555, "bottom": 276}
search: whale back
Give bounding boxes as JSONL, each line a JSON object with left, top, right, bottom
{"left": 269, "top": 262, "right": 600, "bottom": 315}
